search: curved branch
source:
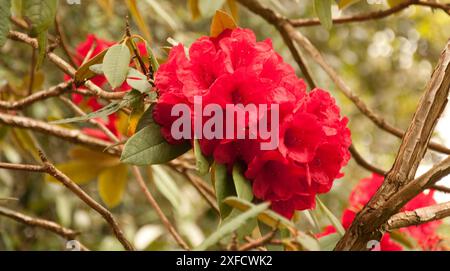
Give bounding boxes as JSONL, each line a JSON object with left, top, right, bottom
{"left": 0, "top": 81, "right": 72, "bottom": 110}
{"left": 349, "top": 145, "right": 387, "bottom": 176}
{"left": 386, "top": 201, "right": 450, "bottom": 230}
{"left": 289, "top": 0, "right": 449, "bottom": 27}
{"left": 0, "top": 206, "right": 80, "bottom": 240}
{"left": 0, "top": 112, "right": 121, "bottom": 156}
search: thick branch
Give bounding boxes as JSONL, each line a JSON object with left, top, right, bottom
{"left": 335, "top": 41, "right": 450, "bottom": 250}
{"left": 289, "top": 0, "right": 449, "bottom": 27}
{"left": 0, "top": 112, "right": 121, "bottom": 156}
{"left": 0, "top": 206, "right": 79, "bottom": 240}
{"left": 0, "top": 81, "right": 72, "bottom": 110}
{"left": 386, "top": 201, "right": 450, "bottom": 230}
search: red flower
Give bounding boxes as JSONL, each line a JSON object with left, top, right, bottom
{"left": 154, "top": 28, "right": 351, "bottom": 218}
{"left": 319, "top": 174, "right": 442, "bottom": 251}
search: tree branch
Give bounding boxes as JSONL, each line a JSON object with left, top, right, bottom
{"left": 335, "top": 40, "right": 450, "bottom": 250}
{"left": 131, "top": 166, "right": 190, "bottom": 250}
{"left": 0, "top": 81, "right": 72, "bottom": 110}
{"left": 349, "top": 144, "right": 387, "bottom": 176}
{"left": 0, "top": 112, "right": 121, "bottom": 156}
{"left": 289, "top": 0, "right": 449, "bottom": 27}
{"left": 386, "top": 201, "right": 450, "bottom": 230}
{"left": 0, "top": 206, "right": 80, "bottom": 240}
{"left": 38, "top": 151, "right": 134, "bottom": 251}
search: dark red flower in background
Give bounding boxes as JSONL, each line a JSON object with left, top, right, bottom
{"left": 319, "top": 174, "right": 442, "bottom": 251}
{"left": 65, "top": 35, "right": 147, "bottom": 140}
{"left": 154, "top": 28, "right": 351, "bottom": 218}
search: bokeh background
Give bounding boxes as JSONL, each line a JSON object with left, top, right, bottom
{"left": 0, "top": 0, "right": 449, "bottom": 250}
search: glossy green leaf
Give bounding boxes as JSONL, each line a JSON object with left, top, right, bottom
{"left": 103, "top": 43, "right": 131, "bottom": 89}
{"left": 121, "top": 123, "right": 190, "bottom": 165}
{"left": 195, "top": 202, "right": 269, "bottom": 250}
{"left": 314, "top": 0, "right": 333, "bottom": 30}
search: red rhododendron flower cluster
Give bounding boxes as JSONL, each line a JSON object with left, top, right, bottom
{"left": 153, "top": 28, "right": 351, "bottom": 218}
{"left": 65, "top": 34, "right": 147, "bottom": 140}
{"left": 319, "top": 174, "right": 442, "bottom": 251}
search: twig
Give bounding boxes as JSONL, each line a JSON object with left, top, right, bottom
{"left": 38, "top": 151, "right": 134, "bottom": 251}
{"left": 289, "top": 0, "right": 449, "bottom": 27}
{"left": 238, "top": 228, "right": 277, "bottom": 251}
{"left": 0, "top": 112, "right": 121, "bottom": 156}
{"left": 386, "top": 201, "right": 450, "bottom": 230}
{"left": 0, "top": 81, "right": 72, "bottom": 110}
{"left": 131, "top": 166, "right": 190, "bottom": 250}
{"left": 349, "top": 144, "right": 387, "bottom": 176}
{"left": 28, "top": 47, "right": 37, "bottom": 96}
{"left": 55, "top": 15, "right": 77, "bottom": 68}
{"left": 0, "top": 162, "right": 45, "bottom": 172}
{"left": 431, "top": 184, "right": 450, "bottom": 194}
{"left": 0, "top": 206, "right": 79, "bottom": 240}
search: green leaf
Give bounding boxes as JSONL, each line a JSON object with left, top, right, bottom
{"left": 224, "top": 196, "right": 296, "bottom": 230}
{"left": 22, "top": 0, "right": 58, "bottom": 67}
{"left": 318, "top": 232, "right": 341, "bottom": 251}
{"left": 74, "top": 47, "right": 108, "bottom": 86}
{"left": 194, "top": 139, "right": 209, "bottom": 175}
{"left": 22, "top": 0, "right": 57, "bottom": 35}
{"left": 36, "top": 31, "right": 48, "bottom": 68}
{"left": 51, "top": 101, "right": 123, "bottom": 124}
{"left": 103, "top": 43, "right": 131, "bottom": 89}
{"left": 136, "top": 104, "right": 155, "bottom": 132}
{"left": 89, "top": 64, "right": 104, "bottom": 75}
{"left": 314, "top": 0, "right": 333, "bottom": 30}
{"left": 146, "top": 43, "right": 160, "bottom": 72}
{"left": 213, "top": 163, "right": 236, "bottom": 219}
{"left": 316, "top": 197, "right": 345, "bottom": 236}
{"left": 52, "top": 90, "right": 142, "bottom": 124}
{"left": 195, "top": 202, "right": 269, "bottom": 250}
{"left": 232, "top": 164, "right": 253, "bottom": 202}
{"left": 127, "top": 68, "right": 152, "bottom": 93}
{"left": 0, "top": 0, "right": 11, "bottom": 47}
{"left": 121, "top": 123, "right": 190, "bottom": 165}
{"left": 151, "top": 165, "right": 182, "bottom": 211}
{"left": 296, "top": 233, "right": 320, "bottom": 251}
